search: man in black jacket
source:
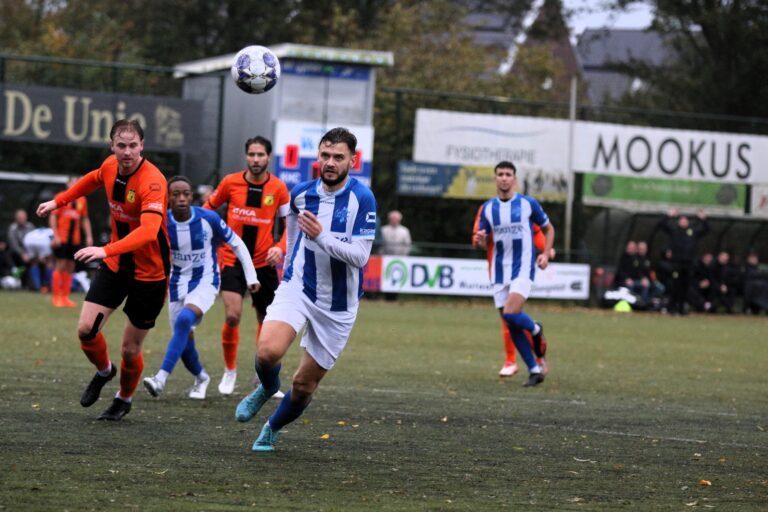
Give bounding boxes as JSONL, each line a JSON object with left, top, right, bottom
{"left": 656, "top": 208, "right": 709, "bottom": 314}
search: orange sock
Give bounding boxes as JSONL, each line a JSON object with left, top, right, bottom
{"left": 62, "top": 271, "right": 73, "bottom": 298}
{"left": 51, "top": 270, "right": 62, "bottom": 301}
{"left": 80, "top": 332, "right": 110, "bottom": 371}
{"left": 222, "top": 323, "right": 239, "bottom": 370}
{"left": 119, "top": 352, "right": 144, "bottom": 400}
{"left": 501, "top": 319, "right": 516, "bottom": 363}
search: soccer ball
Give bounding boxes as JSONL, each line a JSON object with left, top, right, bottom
{"left": 231, "top": 45, "right": 280, "bottom": 94}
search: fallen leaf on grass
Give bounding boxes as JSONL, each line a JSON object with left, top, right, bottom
{"left": 320, "top": 434, "right": 330, "bottom": 440}
{"left": 685, "top": 500, "right": 698, "bottom": 506}
{"left": 154, "top": 469, "right": 169, "bottom": 475}
{"left": 573, "top": 457, "right": 597, "bottom": 463}
{"left": 698, "top": 479, "right": 712, "bottom": 487}
{"left": 440, "top": 416, "right": 448, "bottom": 423}
{"left": 569, "top": 497, "right": 584, "bottom": 503}
{"left": 31, "top": 403, "right": 40, "bottom": 410}
{"left": 337, "top": 420, "right": 347, "bottom": 426}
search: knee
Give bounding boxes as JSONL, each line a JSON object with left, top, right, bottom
{"left": 77, "top": 314, "right": 104, "bottom": 342}
{"left": 174, "top": 310, "right": 196, "bottom": 332}
{"left": 225, "top": 312, "right": 241, "bottom": 327}
{"left": 291, "top": 375, "right": 318, "bottom": 400}
{"left": 502, "top": 312, "right": 526, "bottom": 330}
{"left": 256, "top": 344, "right": 281, "bottom": 367}
{"left": 121, "top": 344, "right": 141, "bottom": 360}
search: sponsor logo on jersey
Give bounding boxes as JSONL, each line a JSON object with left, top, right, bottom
{"left": 146, "top": 202, "right": 164, "bottom": 211}
{"left": 495, "top": 224, "right": 524, "bottom": 235}
{"left": 231, "top": 207, "right": 272, "bottom": 224}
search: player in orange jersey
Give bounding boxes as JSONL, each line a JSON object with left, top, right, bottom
{"left": 472, "top": 204, "right": 552, "bottom": 378}
{"left": 37, "top": 119, "right": 170, "bottom": 421}
{"left": 204, "top": 136, "right": 290, "bottom": 395}
{"left": 49, "top": 177, "right": 94, "bottom": 308}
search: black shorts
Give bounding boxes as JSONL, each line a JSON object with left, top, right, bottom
{"left": 85, "top": 265, "right": 167, "bottom": 329}
{"left": 220, "top": 262, "right": 279, "bottom": 317}
{"left": 53, "top": 243, "right": 80, "bottom": 260}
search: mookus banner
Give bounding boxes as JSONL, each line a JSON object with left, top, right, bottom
{"left": 414, "top": 109, "right": 768, "bottom": 185}
{"left": 1, "top": 84, "right": 203, "bottom": 152}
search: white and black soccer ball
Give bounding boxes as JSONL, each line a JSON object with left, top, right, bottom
{"left": 230, "top": 45, "right": 281, "bottom": 94}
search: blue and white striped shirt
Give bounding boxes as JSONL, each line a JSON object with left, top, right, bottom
{"left": 167, "top": 206, "right": 235, "bottom": 302}
{"left": 283, "top": 178, "right": 377, "bottom": 312}
{"left": 477, "top": 193, "right": 549, "bottom": 284}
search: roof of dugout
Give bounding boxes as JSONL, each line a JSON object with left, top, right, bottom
{"left": 173, "top": 43, "right": 395, "bottom": 78}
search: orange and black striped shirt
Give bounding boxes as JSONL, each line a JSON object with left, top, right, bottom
{"left": 204, "top": 171, "right": 290, "bottom": 268}
{"left": 54, "top": 196, "right": 88, "bottom": 246}
{"left": 55, "top": 155, "right": 170, "bottom": 282}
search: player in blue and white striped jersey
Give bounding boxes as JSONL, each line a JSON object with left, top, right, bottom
{"left": 143, "top": 176, "right": 259, "bottom": 400}
{"left": 235, "top": 127, "right": 377, "bottom": 452}
{"left": 474, "top": 161, "right": 555, "bottom": 387}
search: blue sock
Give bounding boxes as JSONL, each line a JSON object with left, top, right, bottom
{"left": 268, "top": 390, "right": 310, "bottom": 431}
{"left": 161, "top": 307, "right": 198, "bottom": 374}
{"left": 255, "top": 360, "right": 281, "bottom": 394}
{"left": 509, "top": 327, "right": 538, "bottom": 371}
{"left": 28, "top": 265, "right": 41, "bottom": 290}
{"left": 180, "top": 336, "right": 203, "bottom": 377}
{"left": 502, "top": 311, "right": 536, "bottom": 332}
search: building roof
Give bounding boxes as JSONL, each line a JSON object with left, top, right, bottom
{"left": 174, "top": 43, "right": 394, "bottom": 77}
{"left": 576, "top": 29, "right": 674, "bottom": 103}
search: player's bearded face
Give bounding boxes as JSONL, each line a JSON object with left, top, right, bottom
{"left": 246, "top": 143, "right": 270, "bottom": 176}
{"left": 318, "top": 142, "right": 355, "bottom": 187}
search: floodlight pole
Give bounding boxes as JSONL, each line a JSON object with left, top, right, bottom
{"left": 565, "top": 75, "right": 578, "bottom": 261}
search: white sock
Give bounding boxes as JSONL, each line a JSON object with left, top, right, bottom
{"left": 532, "top": 323, "right": 541, "bottom": 336}
{"left": 196, "top": 369, "right": 209, "bottom": 382}
{"left": 530, "top": 364, "right": 542, "bottom": 374}
{"left": 115, "top": 391, "right": 131, "bottom": 403}
{"left": 97, "top": 363, "right": 112, "bottom": 377}
{"left": 156, "top": 369, "right": 169, "bottom": 384}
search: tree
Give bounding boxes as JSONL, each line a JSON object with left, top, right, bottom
{"left": 611, "top": 1, "right": 768, "bottom": 124}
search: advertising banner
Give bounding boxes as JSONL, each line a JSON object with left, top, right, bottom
{"left": 379, "top": 255, "right": 590, "bottom": 300}
{"left": 573, "top": 120, "right": 768, "bottom": 185}
{"left": 397, "top": 160, "right": 566, "bottom": 201}
{"left": 582, "top": 172, "right": 747, "bottom": 215}
{"left": 750, "top": 184, "right": 768, "bottom": 218}
{"left": 273, "top": 119, "right": 373, "bottom": 189}
{"left": 413, "top": 108, "right": 768, "bottom": 186}
{"left": 413, "top": 109, "right": 569, "bottom": 201}
{"left": 1, "top": 84, "right": 202, "bottom": 152}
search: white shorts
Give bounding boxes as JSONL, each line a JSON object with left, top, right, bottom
{"left": 492, "top": 278, "right": 533, "bottom": 308}
{"left": 264, "top": 284, "right": 357, "bottom": 370}
{"left": 23, "top": 231, "right": 53, "bottom": 259}
{"left": 168, "top": 282, "right": 218, "bottom": 329}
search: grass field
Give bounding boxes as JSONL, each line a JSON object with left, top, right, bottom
{"left": 1, "top": 292, "right": 766, "bottom": 511}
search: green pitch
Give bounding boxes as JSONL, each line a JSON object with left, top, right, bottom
{"left": 1, "top": 292, "right": 766, "bottom": 511}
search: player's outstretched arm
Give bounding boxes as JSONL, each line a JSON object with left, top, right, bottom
{"left": 228, "top": 234, "right": 261, "bottom": 293}
{"left": 101, "top": 211, "right": 163, "bottom": 257}
{"left": 38, "top": 171, "right": 102, "bottom": 218}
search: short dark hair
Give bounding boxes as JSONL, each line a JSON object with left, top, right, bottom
{"left": 167, "top": 175, "right": 191, "bottom": 190}
{"left": 245, "top": 136, "right": 272, "bottom": 155}
{"left": 494, "top": 161, "right": 516, "bottom": 174}
{"left": 110, "top": 119, "right": 144, "bottom": 141}
{"left": 319, "top": 127, "right": 357, "bottom": 153}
